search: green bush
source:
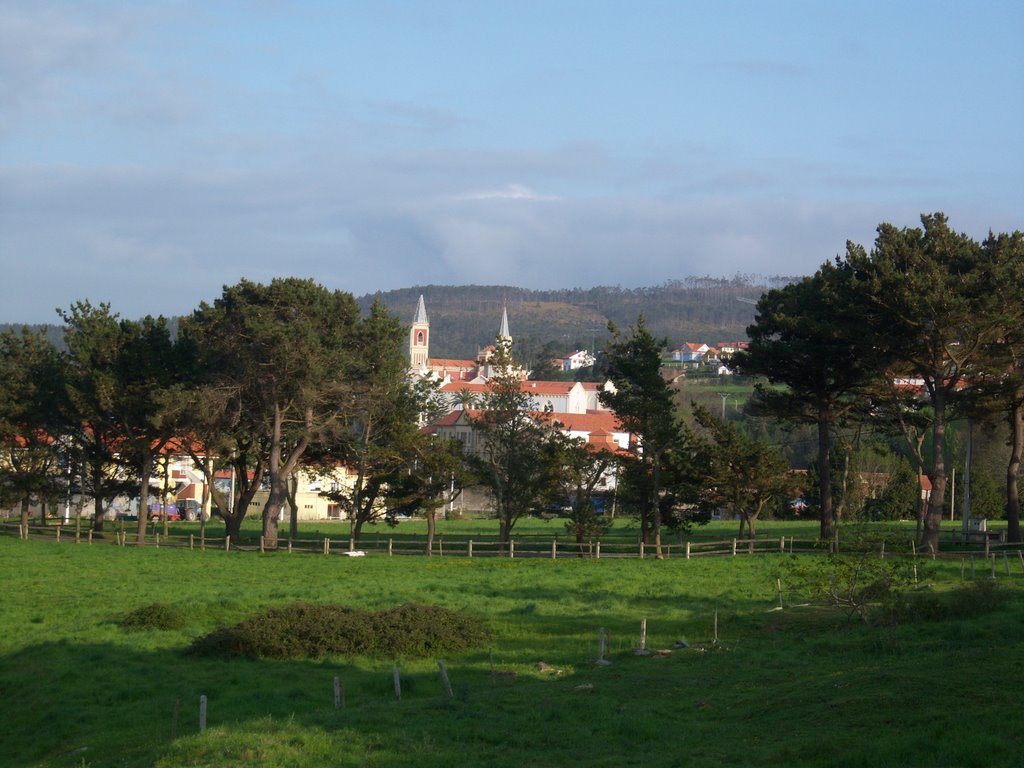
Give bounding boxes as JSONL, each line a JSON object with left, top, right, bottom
{"left": 118, "top": 603, "right": 187, "bottom": 632}
{"left": 188, "top": 602, "right": 489, "bottom": 659}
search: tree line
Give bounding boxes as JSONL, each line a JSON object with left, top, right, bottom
{"left": 733, "top": 212, "right": 1024, "bottom": 553}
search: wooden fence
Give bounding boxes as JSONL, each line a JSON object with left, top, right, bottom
{"left": 4, "top": 518, "right": 1023, "bottom": 564}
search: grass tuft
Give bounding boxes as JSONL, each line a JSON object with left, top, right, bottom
{"left": 118, "top": 603, "right": 187, "bottom": 632}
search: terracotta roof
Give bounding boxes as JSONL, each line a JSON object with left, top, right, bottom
{"left": 428, "top": 358, "right": 478, "bottom": 369}
{"left": 550, "top": 411, "right": 625, "bottom": 434}
{"left": 520, "top": 381, "right": 578, "bottom": 395}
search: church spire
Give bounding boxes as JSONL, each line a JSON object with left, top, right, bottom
{"left": 413, "top": 294, "right": 428, "bottom": 324}
{"left": 498, "top": 302, "right": 510, "bottom": 342}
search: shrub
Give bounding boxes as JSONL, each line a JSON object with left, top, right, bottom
{"left": 119, "top": 603, "right": 187, "bottom": 632}
{"left": 188, "top": 602, "right": 489, "bottom": 659}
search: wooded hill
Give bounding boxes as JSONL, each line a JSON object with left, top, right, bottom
{"left": 357, "top": 276, "right": 798, "bottom": 360}
{"left": 2, "top": 275, "right": 798, "bottom": 360}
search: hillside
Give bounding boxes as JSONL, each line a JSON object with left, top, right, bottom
{"left": 357, "top": 276, "right": 797, "bottom": 359}
{"left": 1, "top": 276, "right": 798, "bottom": 361}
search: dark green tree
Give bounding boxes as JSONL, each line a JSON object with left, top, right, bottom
{"left": 0, "top": 328, "right": 67, "bottom": 532}
{"left": 732, "top": 260, "right": 886, "bottom": 548}
{"left": 690, "top": 404, "right": 795, "bottom": 539}
{"left": 468, "top": 339, "right": 558, "bottom": 546}
{"left": 848, "top": 213, "right": 997, "bottom": 554}
{"left": 599, "top": 316, "right": 684, "bottom": 558}
{"left": 976, "top": 230, "right": 1024, "bottom": 540}
{"left": 185, "top": 278, "right": 362, "bottom": 548}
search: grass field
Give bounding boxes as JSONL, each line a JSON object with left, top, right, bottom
{"left": 2, "top": 531, "right": 1023, "bottom": 767}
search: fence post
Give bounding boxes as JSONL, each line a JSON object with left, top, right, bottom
{"left": 551, "top": 538, "right": 557, "bottom": 560}
{"left": 595, "top": 541, "right": 601, "bottom": 559}
{"left": 224, "top": 536, "right": 230, "bottom": 552}
{"left": 388, "top": 538, "right": 393, "bottom": 557}
{"left": 686, "top": 541, "right": 691, "bottom": 559}
{"left": 199, "top": 695, "right": 207, "bottom": 733}
{"left": 437, "top": 660, "right": 454, "bottom": 699}
{"left": 155, "top": 533, "right": 160, "bottom": 548}
{"left": 468, "top": 539, "right": 473, "bottom": 558}
{"left": 639, "top": 540, "right": 645, "bottom": 559}
{"left": 334, "top": 676, "right": 344, "bottom": 709}
{"left": 189, "top": 533, "right": 194, "bottom": 550}
{"left": 984, "top": 536, "right": 990, "bottom": 558}
{"left": 260, "top": 535, "right": 265, "bottom": 553}
{"left": 779, "top": 536, "right": 785, "bottom": 553}
{"left": 56, "top": 525, "right": 61, "bottom": 543}
{"left": 509, "top": 539, "right": 515, "bottom": 559}
{"left": 88, "top": 530, "right": 93, "bottom": 545}
{"left": 392, "top": 665, "right": 402, "bottom": 700}
{"left": 731, "top": 538, "right": 737, "bottom": 557}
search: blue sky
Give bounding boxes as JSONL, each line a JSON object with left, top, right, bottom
{"left": 1, "top": 0, "right": 1021, "bottom": 323}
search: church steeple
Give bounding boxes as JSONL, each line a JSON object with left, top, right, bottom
{"left": 497, "top": 302, "right": 511, "bottom": 343}
{"left": 413, "top": 294, "right": 428, "bottom": 325}
{"left": 409, "top": 294, "right": 429, "bottom": 369}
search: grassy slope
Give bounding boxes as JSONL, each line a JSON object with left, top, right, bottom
{"left": 1, "top": 537, "right": 1022, "bottom": 767}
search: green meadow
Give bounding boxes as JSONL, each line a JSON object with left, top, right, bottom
{"left": 2, "top": 529, "right": 1023, "bottom": 767}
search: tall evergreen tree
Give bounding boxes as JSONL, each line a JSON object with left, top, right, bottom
{"left": 600, "top": 316, "right": 683, "bottom": 558}
{"left": 732, "top": 260, "right": 885, "bottom": 547}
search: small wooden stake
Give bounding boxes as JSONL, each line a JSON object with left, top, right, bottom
{"left": 437, "top": 660, "right": 453, "bottom": 698}
{"left": 639, "top": 618, "right": 647, "bottom": 651}
{"left": 598, "top": 627, "right": 607, "bottom": 662}
{"left": 713, "top": 609, "right": 719, "bottom": 644}
{"left": 199, "top": 695, "right": 207, "bottom": 733}
{"left": 991, "top": 555, "right": 997, "bottom": 580}
{"left": 392, "top": 664, "right": 402, "bottom": 700}
{"left": 334, "top": 676, "right": 343, "bottom": 709}
{"left": 960, "top": 558, "right": 965, "bottom": 580}
{"left": 172, "top": 697, "right": 179, "bottom": 739}
{"left": 776, "top": 578, "right": 784, "bottom": 609}
{"left": 880, "top": 541, "right": 885, "bottom": 560}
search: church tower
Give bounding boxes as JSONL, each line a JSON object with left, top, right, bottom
{"left": 409, "top": 294, "right": 429, "bottom": 369}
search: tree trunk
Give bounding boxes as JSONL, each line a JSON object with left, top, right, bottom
{"left": 747, "top": 513, "right": 757, "bottom": 540}
{"left": 1006, "top": 395, "right": 1023, "bottom": 543}
{"left": 287, "top": 474, "right": 299, "bottom": 542}
{"left": 425, "top": 511, "right": 436, "bottom": 555}
{"left": 652, "top": 459, "right": 663, "bottom": 559}
{"left": 817, "top": 411, "right": 834, "bottom": 547}
{"left": 262, "top": 475, "right": 287, "bottom": 550}
{"left": 922, "top": 392, "right": 947, "bottom": 554}
{"left": 136, "top": 447, "right": 153, "bottom": 545}
{"left": 20, "top": 496, "right": 31, "bottom": 534}
{"left": 224, "top": 513, "right": 243, "bottom": 545}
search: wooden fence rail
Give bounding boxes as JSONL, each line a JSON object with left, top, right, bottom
{"left": 4, "top": 519, "right": 1021, "bottom": 565}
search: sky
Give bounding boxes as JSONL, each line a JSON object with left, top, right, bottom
{"left": 1, "top": 0, "right": 1022, "bottom": 323}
